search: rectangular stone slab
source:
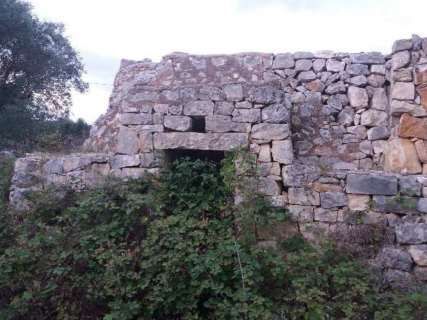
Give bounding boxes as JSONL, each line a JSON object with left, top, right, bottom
{"left": 153, "top": 132, "right": 248, "bottom": 151}
{"left": 346, "top": 173, "right": 398, "bottom": 195}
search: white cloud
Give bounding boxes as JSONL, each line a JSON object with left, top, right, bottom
{"left": 28, "top": 0, "right": 427, "bottom": 123}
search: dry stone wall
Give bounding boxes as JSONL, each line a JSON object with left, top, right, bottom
{"left": 9, "top": 35, "right": 427, "bottom": 287}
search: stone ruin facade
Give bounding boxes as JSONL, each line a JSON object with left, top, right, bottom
{"left": 8, "top": 35, "right": 427, "bottom": 287}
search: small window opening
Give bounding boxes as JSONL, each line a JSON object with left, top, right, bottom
{"left": 192, "top": 116, "right": 206, "bottom": 132}
{"left": 165, "top": 149, "right": 225, "bottom": 165}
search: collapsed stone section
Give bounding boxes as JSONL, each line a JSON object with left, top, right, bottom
{"left": 9, "top": 35, "right": 427, "bottom": 287}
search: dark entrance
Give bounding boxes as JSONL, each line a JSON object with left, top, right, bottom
{"left": 164, "top": 149, "right": 225, "bottom": 165}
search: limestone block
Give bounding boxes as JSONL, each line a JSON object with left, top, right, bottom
{"left": 418, "top": 85, "right": 427, "bottom": 110}
{"left": 371, "top": 64, "right": 386, "bottom": 75}
{"left": 164, "top": 116, "right": 192, "bottom": 131}
{"left": 295, "top": 59, "right": 312, "bottom": 71}
{"left": 399, "top": 176, "right": 422, "bottom": 197}
{"left": 391, "top": 50, "right": 411, "bottom": 70}
{"left": 261, "top": 104, "right": 290, "bottom": 124}
{"left": 398, "top": 114, "right": 427, "bottom": 139}
{"left": 367, "top": 127, "right": 390, "bottom": 140}
{"left": 116, "top": 127, "right": 140, "bottom": 155}
{"left": 232, "top": 108, "right": 261, "bottom": 123}
{"left": 372, "top": 196, "right": 418, "bottom": 215}
{"left": 258, "top": 144, "right": 271, "bottom": 162}
{"left": 235, "top": 101, "right": 252, "bottom": 109}
{"left": 396, "top": 223, "right": 427, "bottom": 244}
{"left": 251, "top": 123, "right": 290, "bottom": 141}
{"left": 272, "top": 53, "right": 294, "bottom": 69}
{"left": 346, "top": 173, "right": 398, "bottom": 195}
{"left": 326, "top": 59, "right": 345, "bottom": 72}
{"left": 140, "top": 153, "right": 157, "bottom": 168}
{"left": 391, "top": 82, "right": 415, "bottom": 100}
{"left": 287, "top": 205, "right": 314, "bottom": 222}
{"left": 384, "top": 139, "right": 422, "bottom": 174}
{"left": 377, "top": 248, "right": 413, "bottom": 272}
{"left": 390, "top": 100, "right": 427, "bottom": 117}
{"left": 206, "top": 115, "right": 250, "bottom": 133}
{"left": 408, "top": 245, "right": 427, "bottom": 266}
{"left": 320, "top": 192, "right": 347, "bottom": 209}
{"left": 392, "top": 39, "right": 413, "bottom": 53}
{"left": 137, "top": 125, "right": 164, "bottom": 133}
{"left": 223, "top": 84, "right": 244, "bottom": 101}
{"left": 258, "top": 177, "right": 282, "bottom": 196}
{"left": 371, "top": 88, "right": 388, "bottom": 110}
{"left": 414, "top": 140, "right": 427, "bottom": 163}
{"left": 111, "top": 155, "right": 140, "bottom": 169}
{"left": 348, "top": 86, "right": 368, "bottom": 108}
{"left": 313, "top": 59, "right": 325, "bottom": 72}
{"left": 139, "top": 132, "right": 153, "bottom": 152}
{"left": 314, "top": 208, "right": 338, "bottom": 222}
{"left": 347, "top": 63, "right": 369, "bottom": 75}
{"left": 350, "top": 52, "right": 385, "bottom": 64}
{"left": 417, "top": 198, "right": 427, "bottom": 213}
{"left": 288, "top": 187, "right": 320, "bottom": 206}
{"left": 153, "top": 132, "right": 248, "bottom": 151}
{"left": 361, "top": 109, "right": 388, "bottom": 127}
{"left": 120, "top": 113, "right": 153, "bottom": 125}
{"left": 348, "top": 194, "right": 370, "bottom": 211}
{"left": 214, "top": 101, "right": 234, "bottom": 115}
{"left": 393, "top": 68, "right": 413, "bottom": 82}
{"left": 183, "top": 100, "right": 214, "bottom": 116}
{"left": 298, "top": 71, "right": 317, "bottom": 82}
{"left": 271, "top": 140, "right": 294, "bottom": 164}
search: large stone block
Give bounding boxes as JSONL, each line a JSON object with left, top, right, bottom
{"left": 391, "top": 82, "right": 415, "bottom": 100}
{"left": 111, "top": 155, "right": 141, "bottom": 169}
{"left": 377, "top": 248, "right": 413, "bottom": 272}
{"left": 320, "top": 192, "right": 347, "bottom": 209}
{"left": 251, "top": 123, "right": 290, "bottom": 141}
{"left": 371, "top": 88, "right": 388, "bottom": 111}
{"left": 399, "top": 176, "right": 421, "bottom": 197}
{"left": 223, "top": 84, "right": 244, "bottom": 101}
{"left": 271, "top": 140, "right": 294, "bottom": 164}
{"left": 183, "top": 100, "right": 214, "bottom": 116}
{"left": 415, "top": 140, "right": 427, "bottom": 163}
{"left": 346, "top": 174, "right": 398, "bottom": 195}
{"left": 384, "top": 139, "right": 422, "bottom": 174}
{"left": 206, "top": 115, "right": 250, "bottom": 133}
{"left": 272, "top": 53, "right": 294, "bottom": 69}
{"left": 116, "top": 126, "right": 140, "bottom": 155}
{"left": 350, "top": 52, "right": 385, "bottom": 64}
{"left": 372, "top": 196, "right": 418, "bottom": 214}
{"left": 120, "top": 113, "right": 153, "bottom": 125}
{"left": 153, "top": 132, "right": 248, "bottom": 151}
{"left": 164, "top": 116, "right": 192, "bottom": 131}
{"left": 261, "top": 104, "right": 290, "bottom": 123}
{"left": 232, "top": 108, "right": 261, "bottom": 123}
{"left": 398, "top": 113, "right": 427, "bottom": 140}
{"left": 396, "top": 223, "right": 427, "bottom": 244}
{"left": 408, "top": 245, "right": 427, "bottom": 266}
{"left": 348, "top": 86, "right": 368, "bottom": 108}
{"left": 391, "top": 50, "right": 410, "bottom": 70}
{"left": 288, "top": 187, "right": 320, "bottom": 206}
{"left": 361, "top": 109, "right": 388, "bottom": 127}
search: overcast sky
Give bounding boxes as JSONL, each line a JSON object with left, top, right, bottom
{"left": 29, "top": 0, "right": 427, "bottom": 123}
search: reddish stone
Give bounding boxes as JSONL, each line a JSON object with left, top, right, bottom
{"left": 418, "top": 85, "right": 427, "bottom": 110}
{"left": 415, "top": 65, "right": 427, "bottom": 85}
{"left": 399, "top": 113, "right": 427, "bottom": 140}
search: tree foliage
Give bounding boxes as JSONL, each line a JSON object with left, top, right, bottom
{"left": 0, "top": 0, "right": 87, "bottom": 116}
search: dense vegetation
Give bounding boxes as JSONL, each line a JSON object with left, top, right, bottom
{"left": 0, "top": 155, "right": 426, "bottom": 319}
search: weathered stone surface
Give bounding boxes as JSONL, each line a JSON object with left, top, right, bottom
{"left": 372, "top": 196, "right": 418, "bottom": 214}
{"left": 391, "top": 50, "right": 410, "bottom": 70}
{"left": 361, "top": 110, "right": 388, "bottom": 127}
{"left": 384, "top": 139, "right": 422, "bottom": 174}
{"left": 258, "top": 177, "right": 282, "bottom": 196}
{"left": 346, "top": 174, "right": 398, "bottom": 195}
{"left": 348, "top": 194, "right": 370, "bottom": 211}
{"left": 271, "top": 140, "right": 294, "bottom": 164}
{"left": 288, "top": 187, "right": 320, "bottom": 206}
{"left": 418, "top": 85, "right": 427, "bottom": 110}
{"left": 287, "top": 205, "right": 314, "bottom": 222}
{"left": 111, "top": 155, "right": 140, "bottom": 169}
{"left": 378, "top": 248, "right": 413, "bottom": 271}
{"left": 399, "top": 176, "right": 421, "bottom": 197}
{"left": 408, "top": 245, "right": 427, "bottom": 266}
{"left": 116, "top": 127, "right": 139, "bottom": 155}
{"left": 326, "top": 59, "right": 345, "bottom": 72}
{"left": 392, "top": 39, "right": 412, "bottom": 53}
{"left": 251, "top": 123, "right": 290, "bottom": 141}
{"left": 314, "top": 208, "right": 338, "bottom": 222}
{"left": 120, "top": 113, "right": 153, "bottom": 125}
{"left": 272, "top": 53, "right": 294, "bottom": 69}
{"left": 371, "top": 64, "right": 386, "bottom": 75}
{"left": 164, "top": 116, "right": 192, "bottom": 131}
{"left": 298, "top": 71, "right": 317, "bottom": 82}
{"left": 248, "top": 86, "right": 284, "bottom": 104}
{"left": 223, "top": 84, "right": 244, "bottom": 101}
{"left": 320, "top": 192, "right": 347, "bottom": 209}
{"left": 347, "top": 75, "right": 367, "bottom": 87}
{"left": 391, "top": 82, "right": 415, "bottom": 100}
{"left": 371, "top": 88, "right": 388, "bottom": 110}
{"left": 215, "top": 101, "right": 234, "bottom": 115}
{"left": 139, "top": 132, "right": 153, "bottom": 152}
{"left": 258, "top": 144, "right": 271, "bottom": 162}
{"left": 282, "top": 163, "right": 321, "bottom": 187}
{"left": 206, "top": 115, "right": 250, "bottom": 133}
{"left": 390, "top": 100, "right": 427, "bottom": 117}
{"left": 414, "top": 140, "right": 427, "bottom": 163}
{"left": 232, "top": 108, "right": 261, "bottom": 123}
{"left": 350, "top": 52, "right": 385, "bottom": 64}
{"left": 183, "top": 101, "right": 214, "bottom": 116}
{"left": 348, "top": 86, "right": 368, "bottom": 108}
{"left": 367, "top": 127, "right": 390, "bottom": 140}
{"left": 347, "top": 63, "right": 369, "bottom": 75}
{"left": 396, "top": 223, "right": 427, "bottom": 244}
{"left": 417, "top": 198, "right": 427, "bottom": 213}
{"left": 261, "top": 104, "right": 290, "bottom": 123}
{"left": 153, "top": 132, "right": 248, "bottom": 151}
{"left": 313, "top": 59, "right": 325, "bottom": 72}
{"left": 393, "top": 68, "right": 413, "bottom": 82}
{"left": 295, "top": 59, "right": 312, "bottom": 71}
{"left": 398, "top": 113, "right": 427, "bottom": 140}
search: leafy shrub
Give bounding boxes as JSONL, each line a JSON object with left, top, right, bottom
{"left": 0, "top": 156, "right": 426, "bottom": 319}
